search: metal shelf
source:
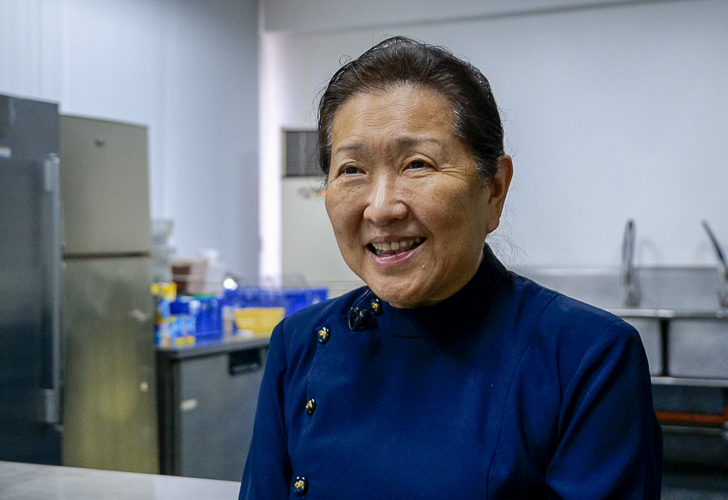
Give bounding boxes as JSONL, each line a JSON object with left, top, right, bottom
{"left": 652, "top": 376, "right": 728, "bottom": 388}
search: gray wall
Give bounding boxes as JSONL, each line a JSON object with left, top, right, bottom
{"left": 0, "top": 0, "right": 259, "bottom": 280}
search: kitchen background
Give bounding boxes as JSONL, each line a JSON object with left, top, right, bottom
{"left": 1, "top": 0, "right": 728, "bottom": 495}
{"left": 2, "top": 0, "right": 726, "bottom": 282}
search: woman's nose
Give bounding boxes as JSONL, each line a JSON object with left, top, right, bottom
{"left": 363, "top": 175, "right": 408, "bottom": 225}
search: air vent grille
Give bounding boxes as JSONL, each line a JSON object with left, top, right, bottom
{"left": 284, "top": 129, "right": 319, "bottom": 177}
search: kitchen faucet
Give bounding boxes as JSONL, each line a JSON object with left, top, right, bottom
{"left": 702, "top": 220, "right": 728, "bottom": 309}
{"left": 622, "top": 219, "right": 640, "bottom": 307}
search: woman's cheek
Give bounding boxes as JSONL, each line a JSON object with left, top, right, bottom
{"left": 327, "top": 188, "right": 360, "bottom": 231}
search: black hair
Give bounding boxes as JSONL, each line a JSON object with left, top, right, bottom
{"left": 317, "top": 36, "right": 504, "bottom": 180}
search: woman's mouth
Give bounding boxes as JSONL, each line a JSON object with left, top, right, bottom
{"left": 368, "top": 237, "right": 425, "bottom": 257}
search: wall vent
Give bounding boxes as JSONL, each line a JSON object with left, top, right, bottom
{"left": 283, "top": 129, "right": 319, "bottom": 177}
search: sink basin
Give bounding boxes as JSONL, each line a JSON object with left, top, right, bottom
{"left": 669, "top": 318, "right": 728, "bottom": 378}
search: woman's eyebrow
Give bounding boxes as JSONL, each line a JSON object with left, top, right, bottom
{"left": 334, "top": 143, "right": 363, "bottom": 155}
{"left": 393, "top": 137, "right": 440, "bottom": 148}
{"left": 333, "top": 137, "right": 440, "bottom": 156}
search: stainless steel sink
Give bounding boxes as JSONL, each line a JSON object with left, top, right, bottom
{"left": 613, "top": 310, "right": 728, "bottom": 379}
{"left": 669, "top": 318, "right": 728, "bottom": 378}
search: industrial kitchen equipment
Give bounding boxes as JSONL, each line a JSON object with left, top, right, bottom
{"left": 0, "top": 96, "right": 158, "bottom": 472}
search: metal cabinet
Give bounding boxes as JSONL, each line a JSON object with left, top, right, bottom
{"left": 157, "top": 339, "right": 268, "bottom": 481}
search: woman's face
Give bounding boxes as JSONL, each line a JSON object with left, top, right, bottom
{"left": 325, "top": 85, "right": 511, "bottom": 308}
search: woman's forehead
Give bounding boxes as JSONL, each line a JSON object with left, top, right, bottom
{"left": 330, "top": 86, "right": 456, "bottom": 149}
{"left": 332, "top": 135, "right": 445, "bottom": 160}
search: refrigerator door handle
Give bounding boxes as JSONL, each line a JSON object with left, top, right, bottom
{"left": 43, "top": 153, "right": 63, "bottom": 424}
{"left": 43, "top": 153, "right": 59, "bottom": 193}
{"left": 36, "top": 389, "right": 61, "bottom": 423}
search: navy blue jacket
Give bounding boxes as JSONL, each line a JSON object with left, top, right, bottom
{"left": 240, "top": 247, "right": 662, "bottom": 499}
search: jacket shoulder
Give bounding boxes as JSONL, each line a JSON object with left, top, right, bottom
{"left": 540, "top": 291, "right": 638, "bottom": 343}
{"left": 513, "top": 276, "right": 645, "bottom": 390}
{"left": 509, "top": 273, "right": 636, "bottom": 340}
{"left": 506, "top": 274, "right": 642, "bottom": 374}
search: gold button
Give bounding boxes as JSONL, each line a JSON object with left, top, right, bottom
{"left": 305, "top": 398, "right": 316, "bottom": 415}
{"left": 317, "top": 327, "right": 330, "bottom": 344}
{"left": 293, "top": 477, "right": 308, "bottom": 495}
{"left": 371, "top": 298, "right": 382, "bottom": 315}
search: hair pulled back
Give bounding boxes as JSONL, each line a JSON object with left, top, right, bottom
{"left": 317, "top": 36, "right": 504, "bottom": 180}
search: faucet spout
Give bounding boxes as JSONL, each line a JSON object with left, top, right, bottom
{"left": 622, "top": 219, "right": 640, "bottom": 307}
{"left": 702, "top": 220, "right": 728, "bottom": 308}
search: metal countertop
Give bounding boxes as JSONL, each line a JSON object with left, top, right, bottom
{"left": 157, "top": 336, "right": 270, "bottom": 360}
{"left": 0, "top": 461, "right": 240, "bottom": 500}
{"left": 609, "top": 308, "right": 728, "bottom": 320}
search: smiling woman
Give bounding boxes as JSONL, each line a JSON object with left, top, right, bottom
{"left": 240, "top": 37, "right": 662, "bottom": 499}
{"left": 325, "top": 86, "right": 511, "bottom": 308}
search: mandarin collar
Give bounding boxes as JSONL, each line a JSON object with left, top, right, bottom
{"left": 353, "top": 245, "right": 509, "bottom": 338}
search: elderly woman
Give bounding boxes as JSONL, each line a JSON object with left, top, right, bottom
{"left": 240, "top": 37, "right": 662, "bottom": 499}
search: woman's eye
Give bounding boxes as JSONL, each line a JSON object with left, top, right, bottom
{"left": 342, "top": 165, "right": 360, "bottom": 175}
{"left": 408, "top": 160, "right": 429, "bottom": 170}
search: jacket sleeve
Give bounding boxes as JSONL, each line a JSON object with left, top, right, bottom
{"left": 239, "top": 321, "right": 292, "bottom": 499}
{"left": 545, "top": 321, "right": 663, "bottom": 499}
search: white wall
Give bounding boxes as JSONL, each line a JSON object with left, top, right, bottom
{"left": 0, "top": 0, "right": 259, "bottom": 280}
{"left": 263, "top": 0, "right": 647, "bottom": 33}
{"left": 261, "top": 0, "right": 728, "bottom": 282}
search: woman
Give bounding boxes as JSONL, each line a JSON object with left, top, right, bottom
{"left": 240, "top": 37, "right": 662, "bottom": 499}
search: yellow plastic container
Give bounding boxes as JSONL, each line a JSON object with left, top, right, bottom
{"left": 151, "top": 282, "right": 177, "bottom": 301}
{"left": 233, "top": 307, "right": 285, "bottom": 337}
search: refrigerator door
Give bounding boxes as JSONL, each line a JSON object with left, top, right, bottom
{"left": 60, "top": 116, "right": 151, "bottom": 256}
{"left": 0, "top": 95, "right": 63, "bottom": 464}
{"left": 62, "top": 256, "right": 159, "bottom": 473}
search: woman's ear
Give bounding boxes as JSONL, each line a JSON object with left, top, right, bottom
{"left": 486, "top": 155, "right": 513, "bottom": 233}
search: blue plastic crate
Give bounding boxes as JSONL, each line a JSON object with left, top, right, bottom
{"left": 170, "top": 296, "right": 223, "bottom": 344}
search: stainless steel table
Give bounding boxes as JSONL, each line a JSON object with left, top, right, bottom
{"left": 0, "top": 461, "right": 240, "bottom": 500}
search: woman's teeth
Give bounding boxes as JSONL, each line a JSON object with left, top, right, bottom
{"left": 370, "top": 237, "right": 423, "bottom": 256}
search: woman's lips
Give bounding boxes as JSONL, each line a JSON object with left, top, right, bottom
{"left": 367, "top": 237, "right": 425, "bottom": 266}
{"left": 368, "top": 237, "right": 424, "bottom": 257}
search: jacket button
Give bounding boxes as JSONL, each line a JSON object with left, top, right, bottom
{"left": 317, "top": 327, "right": 330, "bottom": 343}
{"left": 371, "top": 298, "right": 382, "bottom": 315}
{"left": 293, "top": 477, "right": 308, "bottom": 496}
{"left": 305, "top": 398, "right": 316, "bottom": 415}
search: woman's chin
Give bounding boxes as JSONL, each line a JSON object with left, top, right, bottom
{"left": 366, "top": 280, "right": 435, "bottom": 309}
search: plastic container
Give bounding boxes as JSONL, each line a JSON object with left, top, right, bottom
{"left": 172, "top": 274, "right": 206, "bottom": 295}
{"left": 233, "top": 307, "right": 285, "bottom": 337}
{"left": 194, "top": 296, "right": 223, "bottom": 344}
{"left": 152, "top": 282, "right": 178, "bottom": 347}
{"left": 152, "top": 219, "right": 175, "bottom": 245}
{"left": 170, "top": 296, "right": 223, "bottom": 345}
{"left": 220, "top": 286, "right": 327, "bottom": 339}
{"left": 152, "top": 246, "right": 176, "bottom": 282}
{"left": 198, "top": 249, "right": 225, "bottom": 295}
{"left": 172, "top": 258, "right": 208, "bottom": 277}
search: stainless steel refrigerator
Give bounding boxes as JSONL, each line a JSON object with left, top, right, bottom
{"left": 0, "top": 94, "right": 63, "bottom": 465}
{"left": 60, "top": 115, "right": 158, "bottom": 473}
{"left": 0, "top": 99, "right": 158, "bottom": 472}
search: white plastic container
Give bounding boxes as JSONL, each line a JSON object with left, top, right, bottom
{"left": 198, "top": 249, "right": 225, "bottom": 295}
